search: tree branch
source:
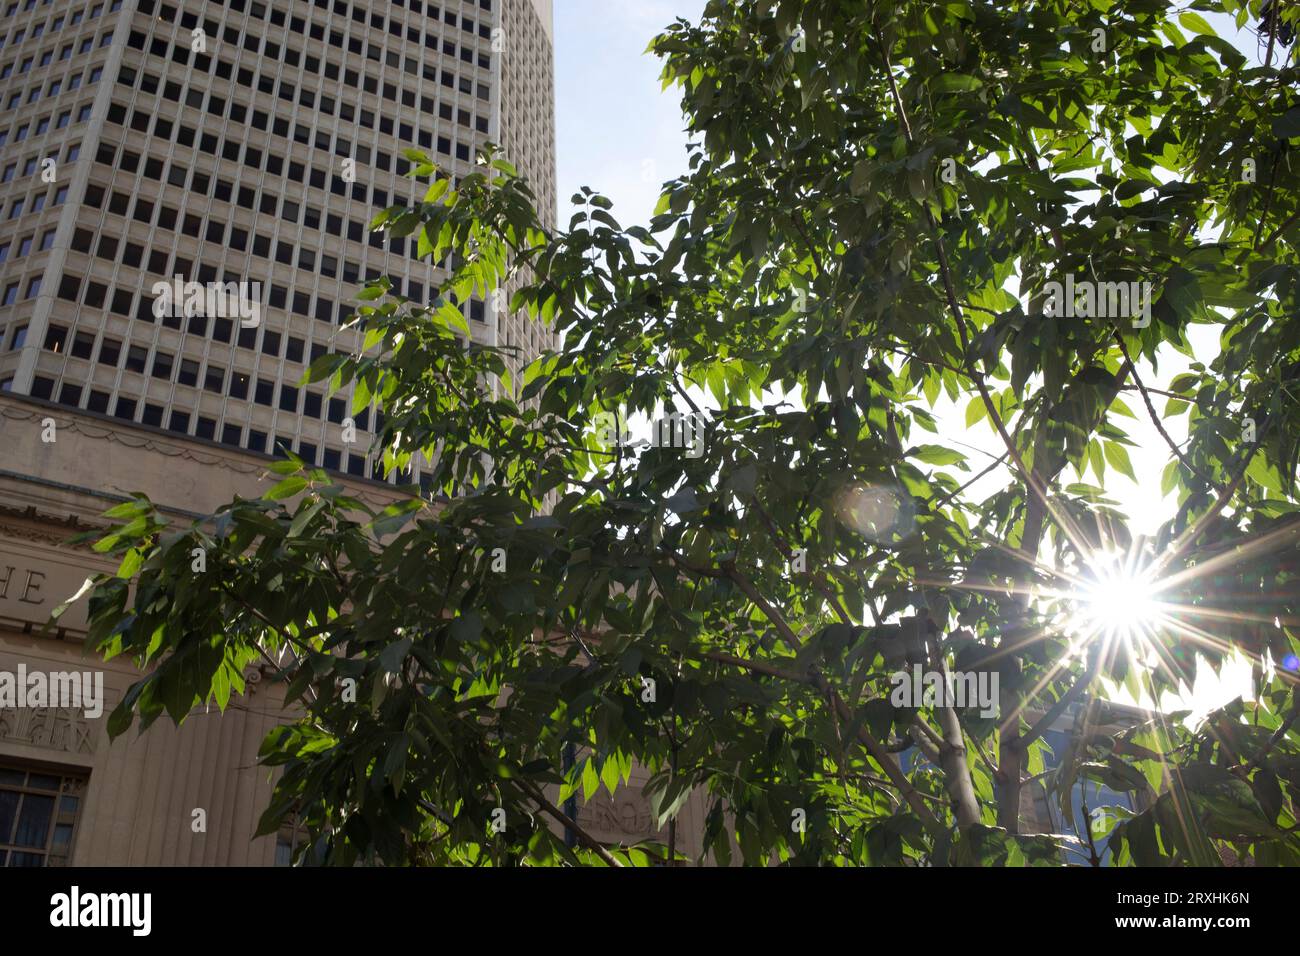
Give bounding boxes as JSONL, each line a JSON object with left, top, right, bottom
{"left": 696, "top": 649, "right": 813, "bottom": 685}
{"left": 1113, "top": 330, "right": 1223, "bottom": 493}
{"left": 1019, "top": 658, "right": 1099, "bottom": 750}
{"left": 1237, "top": 688, "right": 1300, "bottom": 777}
{"left": 721, "top": 561, "right": 949, "bottom": 837}
{"left": 928, "top": 638, "right": 982, "bottom": 828}
{"left": 516, "top": 776, "right": 624, "bottom": 867}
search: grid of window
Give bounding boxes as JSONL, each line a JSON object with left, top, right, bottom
{"left": 0, "top": 0, "right": 554, "bottom": 490}
{"left": 498, "top": 0, "right": 555, "bottom": 375}
{"left": 0, "top": 19, "right": 112, "bottom": 145}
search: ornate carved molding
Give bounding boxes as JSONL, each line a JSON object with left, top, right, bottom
{"left": 0, "top": 518, "right": 87, "bottom": 549}
{"left": 0, "top": 705, "right": 97, "bottom": 755}
{"left": 1, "top": 402, "right": 266, "bottom": 477}
{"left": 579, "top": 790, "right": 661, "bottom": 839}
{"left": 0, "top": 398, "right": 402, "bottom": 518}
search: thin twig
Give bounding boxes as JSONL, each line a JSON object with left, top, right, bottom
{"left": 1113, "top": 331, "right": 1223, "bottom": 493}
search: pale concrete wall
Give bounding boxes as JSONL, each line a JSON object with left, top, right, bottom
{"left": 0, "top": 394, "right": 389, "bottom": 865}
{"left": 529, "top": 0, "right": 555, "bottom": 42}
{"left": 0, "top": 632, "right": 286, "bottom": 865}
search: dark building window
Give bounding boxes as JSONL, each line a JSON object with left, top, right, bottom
{"left": 97, "top": 338, "right": 121, "bottom": 366}
{"left": 43, "top": 326, "right": 68, "bottom": 353}
{"left": 150, "top": 352, "right": 173, "bottom": 380}
{"left": 0, "top": 764, "right": 87, "bottom": 867}
{"left": 70, "top": 332, "right": 95, "bottom": 359}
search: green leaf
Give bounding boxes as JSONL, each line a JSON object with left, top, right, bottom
{"left": 1102, "top": 441, "right": 1136, "bottom": 481}
{"left": 379, "top": 636, "right": 413, "bottom": 674}
{"left": 911, "top": 444, "right": 966, "bottom": 467}
{"left": 116, "top": 548, "right": 144, "bottom": 580}
{"left": 1178, "top": 12, "right": 1215, "bottom": 36}
{"left": 265, "top": 476, "right": 309, "bottom": 501}
{"left": 103, "top": 499, "right": 150, "bottom": 520}
{"left": 1274, "top": 108, "right": 1300, "bottom": 139}
{"left": 450, "top": 611, "right": 482, "bottom": 643}
{"left": 288, "top": 500, "right": 327, "bottom": 538}
{"left": 932, "top": 73, "right": 983, "bottom": 93}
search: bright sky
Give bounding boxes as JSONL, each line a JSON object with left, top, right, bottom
{"left": 554, "top": 5, "right": 1276, "bottom": 718}
{"left": 556, "top": 1, "right": 708, "bottom": 229}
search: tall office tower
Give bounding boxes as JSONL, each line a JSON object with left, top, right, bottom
{"left": 495, "top": 0, "right": 551, "bottom": 373}
{"left": 0, "top": 0, "right": 556, "bottom": 485}
{"left": 0, "top": 0, "right": 556, "bottom": 866}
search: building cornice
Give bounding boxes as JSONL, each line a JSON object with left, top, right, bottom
{"left": 0, "top": 393, "right": 404, "bottom": 524}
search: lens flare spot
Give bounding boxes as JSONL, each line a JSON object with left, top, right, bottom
{"left": 833, "top": 484, "right": 914, "bottom": 543}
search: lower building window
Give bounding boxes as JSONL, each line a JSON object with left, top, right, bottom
{"left": 0, "top": 764, "right": 87, "bottom": 867}
{"left": 274, "top": 815, "right": 307, "bottom": 867}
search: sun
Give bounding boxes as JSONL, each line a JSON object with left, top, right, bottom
{"left": 1080, "top": 568, "right": 1160, "bottom": 640}
{"left": 1071, "top": 553, "right": 1165, "bottom": 648}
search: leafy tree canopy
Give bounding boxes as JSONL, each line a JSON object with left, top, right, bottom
{"left": 75, "top": 0, "right": 1300, "bottom": 865}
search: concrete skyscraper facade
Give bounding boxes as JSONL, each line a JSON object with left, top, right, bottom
{"left": 0, "top": 0, "right": 555, "bottom": 479}
{"left": 0, "top": 0, "right": 563, "bottom": 866}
